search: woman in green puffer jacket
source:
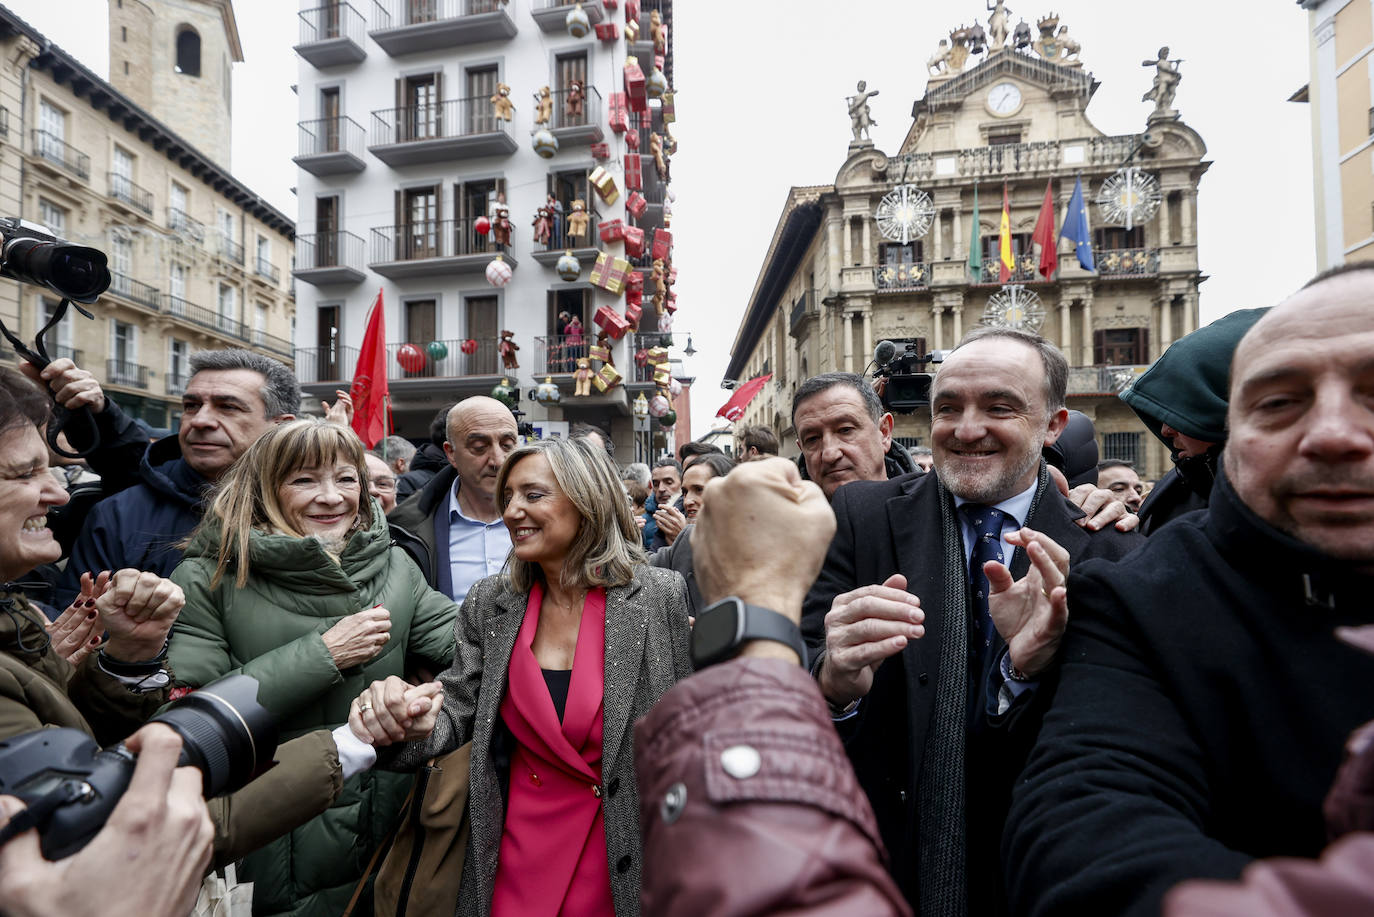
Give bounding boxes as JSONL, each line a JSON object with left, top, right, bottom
{"left": 169, "top": 418, "right": 458, "bottom": 917}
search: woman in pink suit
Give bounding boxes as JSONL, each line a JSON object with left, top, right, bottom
{"left": 353, "top": 436, "right": 692, "bottom": 916}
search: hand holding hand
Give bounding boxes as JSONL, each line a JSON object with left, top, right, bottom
{"left": 322, "top": 606, "right": 391, "bottom": 670}
{"left": 986, "top": 527, "right": 1071, "bottom": 678}
{"left": 19, "top": 357, "right": 106, "bottom": 414}
{"left": 349, "top": 676, "right": 443, "bottom": 746}
{"left": 1066, "top": 483, "right": 1139, "bottom": 532}
{"left": 45, "top": 601, "right": 103, "bottom": 666}
{"left": 818, "top": 574, "right": 924, "bottom": 708}
{"left": 97, "top": 570, "right": 184, "bottom": 662}
{"left": 653, "top": 504, "right": 686, "bottom": 544}
{"left": 321, "top": 390, "right": 354, "bottom": 428}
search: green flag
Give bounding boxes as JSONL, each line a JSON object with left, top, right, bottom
{"left": 968, "top": 184, "right": 982, "bottom": 279}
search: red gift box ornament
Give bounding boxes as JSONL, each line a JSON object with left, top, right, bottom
{"left": 625, "top": 0, "right": 640, "bottom": 24}
{"left": 634, "top": 348, "right": 649, "bottom": 367}
{"left": 593, "top": 22, "right": 619, "bottom": 41}
{"left": 594, "top": 304, "right": 630, "bottom": 339}
{"left": 623, "top": 57, "right": 647, "bottom": 112}
{"left": 626, "top": 270, "right": 644, "bottom": 294}
{"left": 624, "top": 301, "right": 642, "bottom": 329}
{"left": 591, "top": 141, "right": 610, "bottom": 160}
{"left": 607, "top": 92, "right": 629, "bottom": 134}
{"left": 622, "top": 225, "right": 645, "bottom": 257}
{"left": 598, "top": 219, "right": 626, "bottom": 244}
{"left": 397, "top": 343, "right": 426, "bottom": 373}
{"left": 651, "top": 227, "right": 673, "bottom": 261}
{"left": 625, "top": 191, "right": 647, "bottom": 219}
{"left": 625, "top": 128, "right": 639, "bottom": 151}
{"left": 460, "top": 338, "right": 478, "bottom": 355}
{"left": 623, "top": 154, "right": 643, "bottom": 191}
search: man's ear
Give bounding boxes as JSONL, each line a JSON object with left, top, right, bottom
{"left": 443, "top": 440, "right": 459, "bottom": 470}
{"left": 1041, "top": 407, "right": 1070, "bottom": 447}
{"left": 878, "top": 412, "right": 895, "bottom": 450}
{"left": 273, "top": 414, "right": 296, "bottom": 424}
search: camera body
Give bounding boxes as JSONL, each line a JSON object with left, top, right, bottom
{"left": 0, "top": 217, "right": 110, "bottom": 303}
{"left": 872, "top": 340, "right": 946, "bottom": 414}
{"left": 0, "top": 674, "right": 277, "bottom": 860}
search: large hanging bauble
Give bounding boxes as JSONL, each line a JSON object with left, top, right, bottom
{"left": 566, "top": 2, "right": 591, "bottom": 37}
{"left": 426, "top": 341, "right": 449, "bottom": 361}
{"left": 532, "top": 128, "right": 560, "bottom": 159}
{"left": 648, "top": 393, "right": 670, "bottom": 417}
{"left": 534, "top": 376, "right": 561, "bottom": 405}
{"left": 646, "top": 68, "right": 668, "bottom": 99}
{"left": 556, "top": 251, "right": 581, "bottom": 281}
{"left": 491, "top": 378, "right": 516, "bottom": 409}
{"left": 397, "top": 343, "right": 426, "bottom": 373}
{"left": 460, "top": 338, "right": 478, "bottom": 355}
{"left": 668, "top": 377, "right": 682, "bottom": 397}
{"left": 659, "top": 409, "right": 677, "bottom": 428}
{"left": 632, "top": 392, "right": 649, "bottom": 421}
{"left": 485, "top": 255, "right": 513, "bottom": 287}
{"left": 475, "top": 216, "right": 492, "bottom": 235}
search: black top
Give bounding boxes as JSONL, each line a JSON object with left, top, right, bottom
{"left": 542, "top": 668, "right": 572, "bottom": 722}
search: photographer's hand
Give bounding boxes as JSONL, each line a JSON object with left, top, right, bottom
{"left": 0, "top": 725, "right": 212, "bottom": 917}
{"left": 19, "top": 357, "right": 106, "bottom": 414}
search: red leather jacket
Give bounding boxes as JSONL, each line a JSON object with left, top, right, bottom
{"left": 634, "top": 657, "right": 910, "bottom": 917}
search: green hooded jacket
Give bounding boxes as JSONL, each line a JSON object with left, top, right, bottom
{"left": 169, "top": 501, "right": 458, "bottom": 917}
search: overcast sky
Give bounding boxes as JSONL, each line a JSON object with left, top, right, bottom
{"left": 7, "top": 0, "right": 1317, "bottom": 437}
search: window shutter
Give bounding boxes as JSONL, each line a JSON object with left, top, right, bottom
{"left": 1092, "top": 329, "right": 1106, "bottom": 365}
{"left": 1138, "top": 326, "right": 1150, "bottom": 365}
{"left": 394, "top": 77, "right": 404, "bottom": 141}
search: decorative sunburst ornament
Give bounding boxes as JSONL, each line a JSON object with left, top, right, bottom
{"left": 1095, "top": 167, "right": 1162, "bottom": 231}
{"left": 982, "top": 285, "right": 1046, "bottom": 332}
{"left": 875, "top": 185, "right": 935, "bottom": 244}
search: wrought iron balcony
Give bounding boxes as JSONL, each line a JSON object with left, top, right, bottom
{"left": 215, "top": 233, "right": 245, "bottom": 264}
{"left": 876, "top": 262, "right": 932, "bottom": 293}
{"left": 252, "top": 329, "right": 294, "bottom": 358}
{"left": 296, "top": 3, "right": 368, "bottom": 67}
{"left": 885, "top": 133, "right": 1141, "bottom": 183}
{"left": 532, "top": 202, "right": 600, "bottom": 258}
{"left": 789, "top": 291, "right": 815, "bottom": 333}
{"left": 1096, "top": 248, "right": 1160, "bottom": 278}
{"left": 167, "top": 207, "right": 205, "bottom": 244}
{"left": 294, "top": 345, "right": 360, "bottom": 384}
{"left": 548, "top": 85, "right": 603, "bottom": 145}
{"left": 0, "top": 107, "right": 9, "bottom": 137}
{"left": 32, "top": 130, "right": 89, "bottom": 181}
{"left": 255, "top": 257, "right": 281, "bottom": 285}
{"left": 165, "top": 372, "right": 189, "bottom": 397}
{"left": 369, "top": 0, "right": 517, "bottom": 55}
{"left": 387, "top": 338, "right": 501, "bottom": 379}
{"left": 369, "top": 97, "right": 517, "bottom": 165}
{"left": 530, "top": 0, "right": 603, "bottom": 33}
{"left": 534, "top": 334, "right": 592, "bottom": 376}
{"left": 162, "top": 293, "right": 248, "bottom": 341}
{"left": 107, "top": 173, "right": 153, "bottom": 216}
{"left": 106, "top": 272, "right": 161, "bottom": 311}
{"left": 294, "top": 116, "right": 366, "bottom": 175}
{"left": 106, "top": 359, "right": 149, "bottom": 390}
{"left": 972, "top": 256, "right": 1042, "bottom": 285}
{"left": 368, "top": 218, "right": 515, "bottom": 278}
{"left": 1066, "top": 365, "right": 1149, "bottom": 396}
{"left": 294, "top": 231, "right": 367, "bottom": 285}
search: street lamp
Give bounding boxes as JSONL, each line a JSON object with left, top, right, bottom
{"left": 683, "top": 334, "right": 697, "bottom": 357}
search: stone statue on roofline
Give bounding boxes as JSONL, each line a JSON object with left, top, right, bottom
{"left": 846, "top": 80, "right": 879, "bottom": 145}
{"left": 1142, "top": 46, "right": 1183, "bottom": 119}
{"left": 987, "top": 0, "right": 1011, "bottom": 51}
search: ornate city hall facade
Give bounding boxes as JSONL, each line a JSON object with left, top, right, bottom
{"left": 726, "top": 15, "right": 1207, "bottom": 481}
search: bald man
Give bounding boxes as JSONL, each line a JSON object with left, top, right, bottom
{"left": 1006, "top": 264, "right": 1374, "bottom": 917}
{"left": 389, "top": 396, "right": 519, "bottom": 601}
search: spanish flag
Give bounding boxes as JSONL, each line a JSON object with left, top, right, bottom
{"left": 998, "top": 183, "right": 1013, "bottom": 283}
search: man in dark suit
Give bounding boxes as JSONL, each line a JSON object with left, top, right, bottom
{"left": 802, "top": 327, "right": 1142, "bottom": 916}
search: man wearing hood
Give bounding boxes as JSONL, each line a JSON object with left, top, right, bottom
{"left": 1118, "top": 308, "right": 1268, "bottom": 534}
{"left": 58, "top": 350, "right": 298, "bottom": 605}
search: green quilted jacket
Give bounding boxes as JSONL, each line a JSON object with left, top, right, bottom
{"left": 169, "top": 501, "right": 458, "bottom": 917}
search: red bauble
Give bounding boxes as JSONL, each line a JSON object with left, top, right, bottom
{"left": 397, "top": 343, "right": 426, "bottom": 372}
{"left": 634, "top": 349, "right": 649, "bottom": 367}
{"left": 461, "top": 338, "right": 479, "bottom": 355}
{"left": 475, "top": 216, "right": 492, "bottom": 235}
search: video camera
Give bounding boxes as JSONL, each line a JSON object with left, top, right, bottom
{"left": 871, "top": 340, "right": 947, "bottom": 414}
{"left": 0, "top": 674, "right": 278, "bottom": 860}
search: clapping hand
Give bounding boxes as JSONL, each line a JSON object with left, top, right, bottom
{"left": 985, "top": 528, "right": 1070, "bottom": 678}
{"left": 96, "top": 570, "right": 184, "bottom": 662}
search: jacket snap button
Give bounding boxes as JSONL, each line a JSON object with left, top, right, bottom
{"left": 616, "top": 854, "right": 632, "bottom": 873}
{"left": 607, "top": 777, "right": 620, "bottom": 797}
{"left": 660, "top": 782, "right": 687, "bottom": 824}
{"left": 720, "top": 745, "right": 761, "bottom": 779}
{"left": 592, "top": 784, "right": 603, "bottom": 798}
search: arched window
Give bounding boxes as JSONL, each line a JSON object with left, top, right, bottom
{"left": 175, "top": 27, "right": 200, "bottom": 76}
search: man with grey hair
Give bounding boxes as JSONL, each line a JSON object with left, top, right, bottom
{"left": 376, "top": 435, "right": 416, "bottom": 476}
{"left": 59, "top": 349, "right": 300, "bottom": 604}
{"left": 801, "top": 327, "right": 1141, "bottom": 914}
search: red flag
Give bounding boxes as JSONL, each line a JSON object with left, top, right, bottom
{"left": 998, "top": 183, "right": 1013, "bottom": 284}
{"left": 349, "top": 289, "right": 389, "bottom": 448}
{"left": 1032, "top": 180, "right": 1058, "bottom": 280}
{"left": 716, "top": 373, "right": 772, "bottom": 422}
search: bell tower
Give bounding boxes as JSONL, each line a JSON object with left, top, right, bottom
{"left": 108, "top": 0, "right": 243, "bottom": 168}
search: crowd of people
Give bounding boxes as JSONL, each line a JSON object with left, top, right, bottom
{"left": 0, "top": 262, "right": 1370, "bottom": 917}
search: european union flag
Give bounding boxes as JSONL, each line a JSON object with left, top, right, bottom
{"left": 1060, "top": 175, "right": 1096, "bottom": 272}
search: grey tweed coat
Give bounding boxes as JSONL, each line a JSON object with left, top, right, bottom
{"left": 386, "top": 565, "right": 693, "bottom": 917}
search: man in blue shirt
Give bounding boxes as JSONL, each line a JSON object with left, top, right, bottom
{"left": 389, "top": 396, "right": 517, "bottom": 601}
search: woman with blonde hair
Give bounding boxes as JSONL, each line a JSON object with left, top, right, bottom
{"left": 169, "top": 417, "right": 458, "bottom": 917}
{"left": 352, "top": 436, "right": 692, "bottom": 917}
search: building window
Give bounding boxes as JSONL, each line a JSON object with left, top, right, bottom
{"left": 111, "top": 233, "right": 132, "bottom": 278}
{"left": 402, "top": 73, "right": 440, "bottom": 141}
{"left": 555, "top": 52, "right": 588, "bottom": 128}
{"left": 317, "top": 304, "right": 341, "bottom": 379}
{"left": 168, "top": 338, "right": 189, "bottom": 393}
{"left": 170, "top": 181, "right": 188, "bottom": 216}
{"left": 111, "top": 320, "right": 137, "bottom": 368}
{"left": 38, "top": 99, "right": 64, "bottom": 150}
{"left": 1093, "top": 328, "right": 1149, "bottom": 365}
{"left": 1093, "top": 226, "right": 1145, "bottom": 250}
{"left": 988, "top": 131, "right": 1021, "bottom": 146}
{"left": 465, "top": 66, "right": 498, "bottom": 133}
{"left": 254, "top": 303, "right": 268, "bottom": 345}
{"left": 466, "top": 295, "right": 498, "bottom": 373}
{"left": 405, "top": 299, "right": 437, "bottom": 357}
{"left": 37, "top": 199, "right": 65, "bottom": 235}
{"left": 41, "top": 297, "right": 72, "bottom": 357}
{"left": 175, "top": 26, "right": 201, "bottom": 76}
{"left": 399, "top": 185, "right": 439, "bottom": 259}
{"left": 217, "top": 283, "right": 237, "bottom": 331}
{"left": 1102, "top": 431, "right": 1143, "bottom": 467}
{"left": 169, "top": 263, "right": 187, "bottom": 302}
{"left": 257, "top": 237, "right": 271, "bottom": 274}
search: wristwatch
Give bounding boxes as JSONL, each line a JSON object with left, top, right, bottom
{"left": 690, "top": 597, "right": 808, "bottom": 670}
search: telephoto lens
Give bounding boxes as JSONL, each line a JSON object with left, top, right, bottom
{"left": 0, "top": 217, "right": 111, "bottom": 303}
{"left": 0, "top": 674, "right": 278, "bottom": 859}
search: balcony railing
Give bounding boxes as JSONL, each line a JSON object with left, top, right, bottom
{"left": 215, "top": 233, "right": 245, "bottom": 264}
{"left": 876, "top": 262, "right": 931, "bottom": 292}
{"left": 252, "top": 329, "right": 294, "bottom": 358}
{"left": 371, "top": 96, "right": 513, "bottom": 146}
{"left": 255, "top": 257, "right": 281, "bottom": 284}
{"left": 534, "top": 334, "right": 591, "bottom": 375}
{"left": 294, "top": 231, "right": 367, "bottom": 284}
{"left": 887, "top": 134, "right": 1141, "bottom": 182}
{"left": 107, "top": 173, "right": 153, "bottom": 216}
{"left": 973, "top": 257, "right": 1042, "bottom": 285}
{"left": 530, "top": 0, "right": 603, "bottom": 32}
{"left": 0, "top": 107, "right": 9, "bottom": 137}
{"left": 294, "top": 345, "right": 361, "bottom": 384}
{"left": 1067, "top": 365, "right": 1149, "bottom": 396}
{"left": 168, "top": 208, "right": 205, "bottom": 244}
{"left": 1097, "top": 248, "right": 1161, "bottom": 278}
{"left": 295, "top": 116, "right": 366, "bottom": 174}
{"left": 166, "top": 372, "right": 189, "bottom": 396}
{"left": 789, "top": 292, "right": 813, "bottom": 331}
{"left": 296, "top": 3, "right": 368, "bottom": 67}
{"left": 370, "top": 0, "right": 517, "bottom": 54}
{"left": 387, "top": 338, "right": 501, "bottom": 379}
{"left": 33, "top": 130, "right": 89, "bottom": 181}
{"left": 539, "top": 203, "right": 599, "bottom": 252}
{"left": 106, "top": 359, "right": 149, "bottom": 390}
{"left": 370, "top": 218, "right": 504, "bottom": 265}
{"left": 163, "top": 293, "right": 248, "bottom": 341}
{"left": 107, "top": 272, "right": 161, "bottom": 311}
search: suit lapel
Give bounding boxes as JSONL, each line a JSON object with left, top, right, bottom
{"left": 484, "top": 590, "right": 526, "bottom": 719}
{"left": 599, "top": 578, "right": 647, "bottom": 779}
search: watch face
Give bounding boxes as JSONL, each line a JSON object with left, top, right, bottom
{"left": 987, "top": 82, "right": 1022, "bottom": 116}
{"left": 691, "top": 600, "right": 743, "bottom": 666}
